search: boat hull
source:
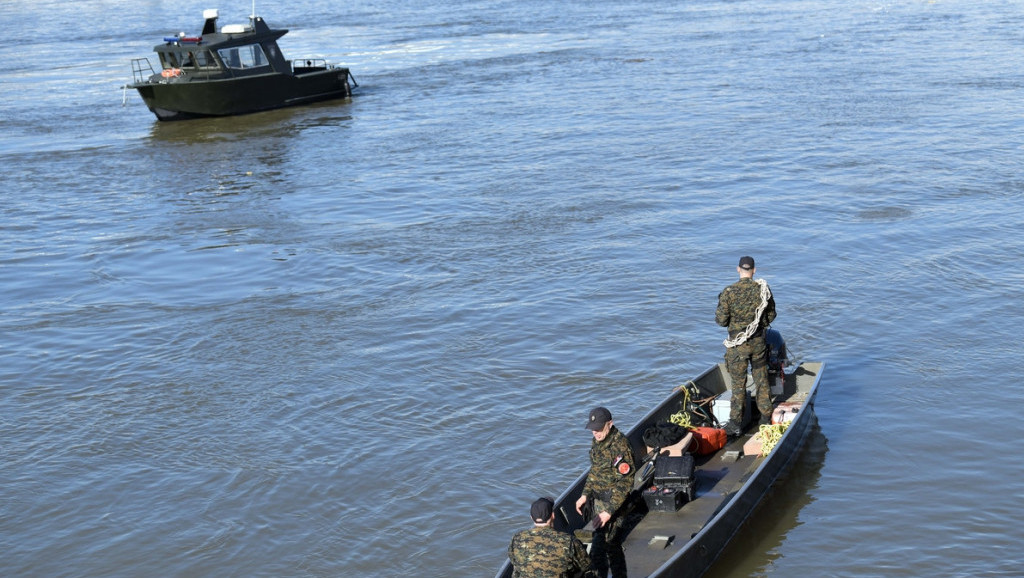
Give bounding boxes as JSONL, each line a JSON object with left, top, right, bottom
{"left": 495, "top": 361, "right": 825, "bottom": 578}
{"left": 132, "top": 69, "right": 352, "bottom": 121}
{"left": 643, "top": 365, "right": 821, "bottom": 577}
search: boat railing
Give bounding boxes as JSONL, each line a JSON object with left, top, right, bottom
{"left": 130, "top": 58, "right": 156, "bottom": 84}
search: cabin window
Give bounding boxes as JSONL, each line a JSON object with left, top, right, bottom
{"left": 217, "top": 44, "right": 270, "bottom": 69}
{"left": 186, "top": 50, "right": 217, "bottom": 69}
{"left": 159, "top": 53, "right": 180, "bottom": 68}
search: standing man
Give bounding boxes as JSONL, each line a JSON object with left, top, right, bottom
{"left": 575, "top": 407, "right": 635, "bottom": 578}
{"left": 716, "top": 256, "right": 777, "bottom": 437}
{"left": 508, "top": 497, "right": 593, "bottom": 578}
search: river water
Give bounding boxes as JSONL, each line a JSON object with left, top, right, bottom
{"left": 2, "top": 0, "right": 1023, "bottom": 576}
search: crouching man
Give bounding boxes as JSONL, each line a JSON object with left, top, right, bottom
{"left": 508, "top": 497, "right": 594, "bottom": 578}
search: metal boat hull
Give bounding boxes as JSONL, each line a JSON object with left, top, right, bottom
{"left": 495, "top": 361, "right": 825, "bottom": 578}
{"left": 133, "top": 69, "right": 352, "bottom": 121}
{"left": 640, "top": 363, "right": 822, "bottom": 577}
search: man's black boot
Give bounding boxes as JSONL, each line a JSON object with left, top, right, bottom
{"left": 723, "top": 420, "right": 742, "bottom": 438}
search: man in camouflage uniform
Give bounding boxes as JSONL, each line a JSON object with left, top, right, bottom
{"left": 574, "top": 407, "right": 635, "bottom": 578}
{"left": 716, "top": 256, "right": 777, "bottom": 436}
{"left": 508, "top": 497, "right": 593, "bottom": 578}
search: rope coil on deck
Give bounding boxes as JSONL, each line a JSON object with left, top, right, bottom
{"left": 756, "top": 422, "right": 789, "bottom": 456}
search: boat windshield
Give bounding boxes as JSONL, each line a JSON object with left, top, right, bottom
{"left": 158, "top": 52, "right": 180, "bottom": 69}
{"left": 217, "top": 44, "right": 271, "bottom": 70}
{"left": 159, "top": 49, "right": 219, "bottom": 71}
{"left": 184, "top": 50, "right": 218, "bottom": 70}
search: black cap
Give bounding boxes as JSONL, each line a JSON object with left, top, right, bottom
{"left": 531, "top": 497, "right": 554, "bottom": 523}
{"left": 738, "top": 256, "right": 755, "bottom": 270}
{"left": 585, "top": 406, "right": 612, "bottom": 431}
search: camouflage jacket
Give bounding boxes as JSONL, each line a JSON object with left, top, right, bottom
{"left": 508, "top": 525, "right": 591, "bottom": 578}
{"left": 716, "top": 277, "right": 776, "bottom": 336}
{"left": 582, "top": 427, "right": 636, "bottom": 516}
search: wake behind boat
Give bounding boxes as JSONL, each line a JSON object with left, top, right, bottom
{"left": 127, "top": 8, "right": 356, "bottom": 121}
{"left": 496, "top": 360, "right": 825, "bottom": 578}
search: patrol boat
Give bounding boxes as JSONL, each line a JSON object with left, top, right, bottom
{"left": 495, "top": 359, "right": 825, "bottom": 578}
{"left": 127, "top": 9, "right": 356, "bottom": 121}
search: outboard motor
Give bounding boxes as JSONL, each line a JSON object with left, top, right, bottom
{"left": 765, "top": 328, "right": 787, "bottom": 395}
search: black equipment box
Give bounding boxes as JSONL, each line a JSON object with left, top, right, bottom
{"left": 643, "top": 486, "right": 689, "bottom": 512}
{"left": 653, "top": 454, "right": 694, "bottom": 486}
{"left": 643, "top": 455, "right": 697, "bottom": 512}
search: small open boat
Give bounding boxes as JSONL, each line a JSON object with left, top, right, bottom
{"left": 127, "top": 9, "right": 356, "bottom": 121}
{"left": 495, "top": 360, "right": 825, "bottom": 578}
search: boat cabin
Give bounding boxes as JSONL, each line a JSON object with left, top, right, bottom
{"left": 150, "top": 9, "right": 290, "bottom": 79}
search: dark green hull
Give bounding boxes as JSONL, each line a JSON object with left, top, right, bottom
{"left": 133, "top": 69, "right": 352, "bottom": 121}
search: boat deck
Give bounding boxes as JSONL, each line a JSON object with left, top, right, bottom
{"left": 618, "top": 369, "right": 819, "bottom": 577}
{"left": 622, "top": 433, "right": 763, "bottom": 576}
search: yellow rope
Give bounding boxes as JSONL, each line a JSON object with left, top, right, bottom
{"left": 668, "top": 409, "right": 693, "bottom": 429}
{"left": 668, "top": 381, "right": 708, "bottom": 429}
{"left": 668, "top": 383, "right": 694, "bottom": 428}
{"left": 757, "top": 422, "right": 789, "bottom": 456}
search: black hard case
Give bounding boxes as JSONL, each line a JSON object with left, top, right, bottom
{"left": 652, "top": 454, "right": 695, "bottom": 486}
{"left": 643, "top": 454, "right": 697, "bottom": 511}
{"left": 643, "top": 486, "right": 688, "bottom": 512}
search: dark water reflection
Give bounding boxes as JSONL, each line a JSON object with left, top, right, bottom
{"left": 703, "top": 422, "right": 828, "bottom": 578}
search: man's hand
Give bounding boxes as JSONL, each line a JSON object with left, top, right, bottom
{"left": 575, "top": 495, "right": 587, "bottom": 515}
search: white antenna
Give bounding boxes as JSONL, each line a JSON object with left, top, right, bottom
{"left": 251, "top": 0, "right": 256, "bottom": 19}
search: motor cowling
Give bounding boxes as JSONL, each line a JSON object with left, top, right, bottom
{"left": 765, "top": 328, "right": 787, "bottom": 394}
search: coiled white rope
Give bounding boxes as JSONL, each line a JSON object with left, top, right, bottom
{"left": 722, "top": 278, "right": 771, "bottom": 348}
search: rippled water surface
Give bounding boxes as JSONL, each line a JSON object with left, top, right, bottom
{"left": 3, "top": 0, "right": 1024, "bottom": 576}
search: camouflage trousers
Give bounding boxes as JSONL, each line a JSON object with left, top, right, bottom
{"left": 590, "top": 515, "right": 627, "bottom": 578}
{"left": 724, "top": 336, "right": 772, "bottom": 421}
{"left": 581, "top": 495, "right": 629, "bottom": 578}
